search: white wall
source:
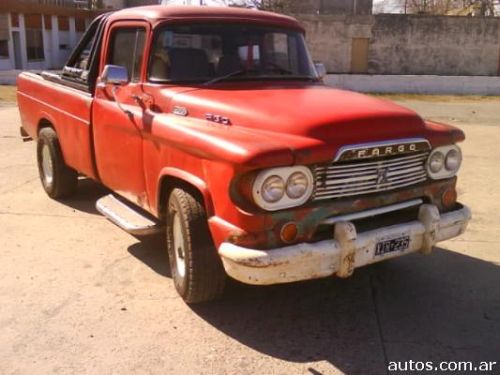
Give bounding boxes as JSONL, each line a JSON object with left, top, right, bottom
{"left": 18, "top": 14, "right": 28, "bottom": 70}
{"left": 325, "top": 74, "right": 500, "bottom": 95}
{"left": 0, "top": 58, "right": 13, "bottom": 70}
{"left": 50, "top": 15, "right": 59, "bottom": 69}
{"left": 57, "top": 31, "right": 72, "bottom": 67}
{"left": 76, "top": 32, "right": 85, "bottom": 44}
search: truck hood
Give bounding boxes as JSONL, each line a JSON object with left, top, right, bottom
{"left": 161, "top": 83, "right": 462, "bottom": 165}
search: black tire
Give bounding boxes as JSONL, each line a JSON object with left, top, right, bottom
{"left": 166, "top": 187, "right": 226, "bottom": 303}
{"left": 37, "top": 127, "right": 78, "bottom": 199}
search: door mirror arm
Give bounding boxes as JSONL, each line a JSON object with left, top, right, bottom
{"left": 101, "top": 65, "right": 132, "bottom": 116}
{"left": 111, "top": 86, "right": 132, "bottom": 116}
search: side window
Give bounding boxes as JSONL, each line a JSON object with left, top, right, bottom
{"left": 72, "top": 33, "right": 95, "bottom": 71}
{"left": 62, "top": 17, "right": 101, "bottom": 89}
{"left": 108, "top": 27, "right": 146, "bottom": 82}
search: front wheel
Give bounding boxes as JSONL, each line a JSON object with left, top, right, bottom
{"left": 166, "top": 187, "right": 226, "bottom": 303}
{"left": 37, "top": 127, "right": 78, "bottom": 199}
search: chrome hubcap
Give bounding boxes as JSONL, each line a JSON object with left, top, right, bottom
{"left": 172, "top": 213, "right": 186, "bottom": 278}
{"left": 41, "top": 144, "right": 54, "bottom": 185}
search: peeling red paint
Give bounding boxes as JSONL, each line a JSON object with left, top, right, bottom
{"left": 219, "top": 178, "right": 457, "bottom": 250}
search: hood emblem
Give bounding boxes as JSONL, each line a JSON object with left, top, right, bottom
{"left": 376, "top": 167, "right": 389, "bottom": 187}
{"left": 172, "top": 106, "right": 188, "bottom": 117}
{"left": 334, "top": 139, "right": 430, "bottom": 162}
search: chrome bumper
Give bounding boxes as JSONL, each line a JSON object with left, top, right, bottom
{"left": 218, "top": 204, "right": 471, "bottom": 285}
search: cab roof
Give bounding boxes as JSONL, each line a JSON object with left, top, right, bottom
{"left": 108, "top": 5, "right": 304, "bottom": 31}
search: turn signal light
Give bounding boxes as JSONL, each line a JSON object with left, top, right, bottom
{"left": 442, "top": 187, "right": 457, "bottom": 209}
{"left": 280, "top": 222, "right": 298, "bottom": 243}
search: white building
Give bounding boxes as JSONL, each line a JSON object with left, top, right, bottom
{"left": 0, "top": 1, "right": 96, "bottom": 71}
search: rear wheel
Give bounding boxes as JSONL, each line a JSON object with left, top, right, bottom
{"left": 37, "top": 127, "right": 78, "bottom": 199}
{"left": 166, "top": 187, "right": 226, "bottom": 303}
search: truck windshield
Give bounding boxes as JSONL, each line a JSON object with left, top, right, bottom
{"left": 148, "top": 24, "right": 317, "bottom": 83}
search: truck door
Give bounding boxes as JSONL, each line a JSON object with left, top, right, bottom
{"left": 92, "top": 22, "right": 151, "bottom": 208}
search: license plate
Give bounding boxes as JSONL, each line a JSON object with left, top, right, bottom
{"left": 375, "top": 235, "right": 410, "bottom": 256}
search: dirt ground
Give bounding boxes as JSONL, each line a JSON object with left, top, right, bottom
{"left": 0, "top": 86, "right": 17, "bottom": 103}
{"left": 0, "top": 97, "right": 499, "bottom": 375}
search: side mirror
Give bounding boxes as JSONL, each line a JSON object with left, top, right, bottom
{"left": 100, "top": 65, "right": 131, "bottom": 116}
{"left": 101, "top": 65, "right": 129, "bottom": 86}
{"left": 314, "top": 62, "right": 327, "bottom": 80}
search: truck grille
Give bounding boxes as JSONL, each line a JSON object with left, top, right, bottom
{"left": 313, "top": 152, "right": 429, "bottom": 201}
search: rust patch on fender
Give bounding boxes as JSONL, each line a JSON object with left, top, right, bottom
{"left": 227, "top": 178, "right": 457, "bottom": 250}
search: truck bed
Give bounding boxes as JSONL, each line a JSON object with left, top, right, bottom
{"left": 17, "top": 71, "right": 97, "bottom": 179}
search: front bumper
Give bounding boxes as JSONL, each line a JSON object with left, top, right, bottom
{"left": 218, "top": 204, "right": 471, "bottom": 285}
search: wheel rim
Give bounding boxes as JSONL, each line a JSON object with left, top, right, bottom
{"left": 172, "top": 212, "right": 186, "bottom": 278}
{"left": 41, "top": 144, "right": 54, "bottom": 186}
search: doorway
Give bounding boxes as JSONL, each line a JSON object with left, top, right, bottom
{"left": 351, "top": 38, "right": 369, "bottom": 74}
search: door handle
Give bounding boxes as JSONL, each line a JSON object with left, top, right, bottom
{"left": 131, "top": 94, "right": 154, "bottom": 109}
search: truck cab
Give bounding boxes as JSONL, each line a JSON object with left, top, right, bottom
{"left": 17, "top": 6, "right": 471, "bottom": 303}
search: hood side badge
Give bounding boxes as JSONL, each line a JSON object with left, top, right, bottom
{"left": 172, "top": 106, "right": 188, "bottom": 117}
{"left": 206, "top": 113, "right": 231, "bottom": 126}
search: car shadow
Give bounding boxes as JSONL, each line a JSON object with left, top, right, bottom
{"left": 59, "top": 177, "right": 110, "bottom": 215}
{"left": 128, "top": 233, "right": 171, "bottom": 278}
{"left": 187, "top": 247, "right": 499, "bottom": 375}
{"left": 121, "top": 235, "right": 500, "bottom": 374}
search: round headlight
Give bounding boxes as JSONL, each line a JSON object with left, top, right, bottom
{"left": 286, "top": 171, "right": 309, "bottom": 199}
{"left": 261, "top": 175, "right": 285, "bottom": 203}
{"left": 445, "top": 149, "right": 461, "bottom": 171}
{"left": 428, "top": 151, "right": 445, "bottom": 173}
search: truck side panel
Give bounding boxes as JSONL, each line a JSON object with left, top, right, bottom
{"left": 17, "top": 73, "right": 97, "bottom": 179}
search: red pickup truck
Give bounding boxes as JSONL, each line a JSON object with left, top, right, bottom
{"left": 17, "top": 6, "right": 471, "bottom": 303}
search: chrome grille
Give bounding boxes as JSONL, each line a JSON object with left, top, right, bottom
{"left": 313, "top": 152, "right": 429, "bottom": 201}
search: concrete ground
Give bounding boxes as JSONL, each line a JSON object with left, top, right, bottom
{"left": 0, "top": 98, "right": 499, "bottom": 375}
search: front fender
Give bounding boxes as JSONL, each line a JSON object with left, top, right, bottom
{"left": 157, "top": 167, "right": 215, "bottom": 218}
{"left": 151, "top": 113, "right": 295, "bottom": 170}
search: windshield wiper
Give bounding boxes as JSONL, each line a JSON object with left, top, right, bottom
{"left": 264, "top": 62, "right": 294, "bottom": 75}
{"left": 203, "top": 69, "right": 250, "bottom": 86}
{"left": 204, "top": 68, "right": 317, "bottom": 85}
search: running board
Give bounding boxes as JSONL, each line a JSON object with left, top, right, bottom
{"left": 96, "top": 194, "right": 163, "bottom": 236}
